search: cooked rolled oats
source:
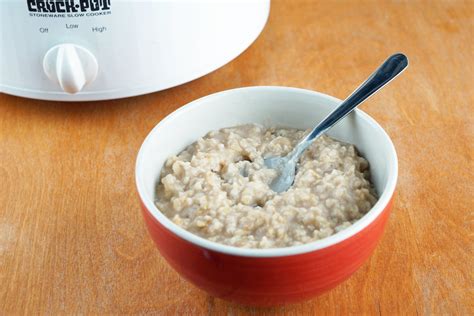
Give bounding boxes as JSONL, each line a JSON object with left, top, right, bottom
{"left": 155, "top": 124, "right": 377, "bottom": 248}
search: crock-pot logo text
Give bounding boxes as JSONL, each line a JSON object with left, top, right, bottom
{"left": 27, "top": 0, "right": 111, "bottom": 17}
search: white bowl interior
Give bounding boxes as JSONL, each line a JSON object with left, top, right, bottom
{"left": 136, "top": 87, "right": 398, "bottom": 257}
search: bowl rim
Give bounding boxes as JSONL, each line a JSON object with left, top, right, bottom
{"left": 135, "top": 86, "right": 398, "bottom": 258}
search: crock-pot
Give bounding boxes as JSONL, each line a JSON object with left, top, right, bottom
{"left": 0, "top": 0, "right": 270, "bottom": 101}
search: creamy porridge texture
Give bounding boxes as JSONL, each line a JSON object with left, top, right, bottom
{"left": 155, "top": 124, "right": 377, "bottom": 249}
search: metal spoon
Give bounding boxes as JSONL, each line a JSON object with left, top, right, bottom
{"left": 264, "top": 53, "right": 408, "bottom": 193}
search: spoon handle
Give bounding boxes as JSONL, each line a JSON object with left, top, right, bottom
{"left": 290, "top": 53, "right": 408, "bottom": 160}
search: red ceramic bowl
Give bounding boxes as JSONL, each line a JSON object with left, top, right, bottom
{"left": 136, "top": 87, "right": 398, "bottom": 306}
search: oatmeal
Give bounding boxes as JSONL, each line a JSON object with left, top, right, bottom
{"left": 155, "top": 124, "right": 377, "bottom": 249}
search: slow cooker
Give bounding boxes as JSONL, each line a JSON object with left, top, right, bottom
{"left": 0, "top": 0, "right": 270, "bottom": 101}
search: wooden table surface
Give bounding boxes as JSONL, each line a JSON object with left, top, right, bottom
{"left": 1, "top": 0, "right": 473, "bottom": 314}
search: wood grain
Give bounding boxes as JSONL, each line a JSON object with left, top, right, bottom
{"left": 1, "top": 0, "right": 473, "bottom": 314}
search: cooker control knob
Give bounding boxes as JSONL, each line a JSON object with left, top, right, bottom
{"left": 43, "top": 44, "right": 98, "bottom": 94}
